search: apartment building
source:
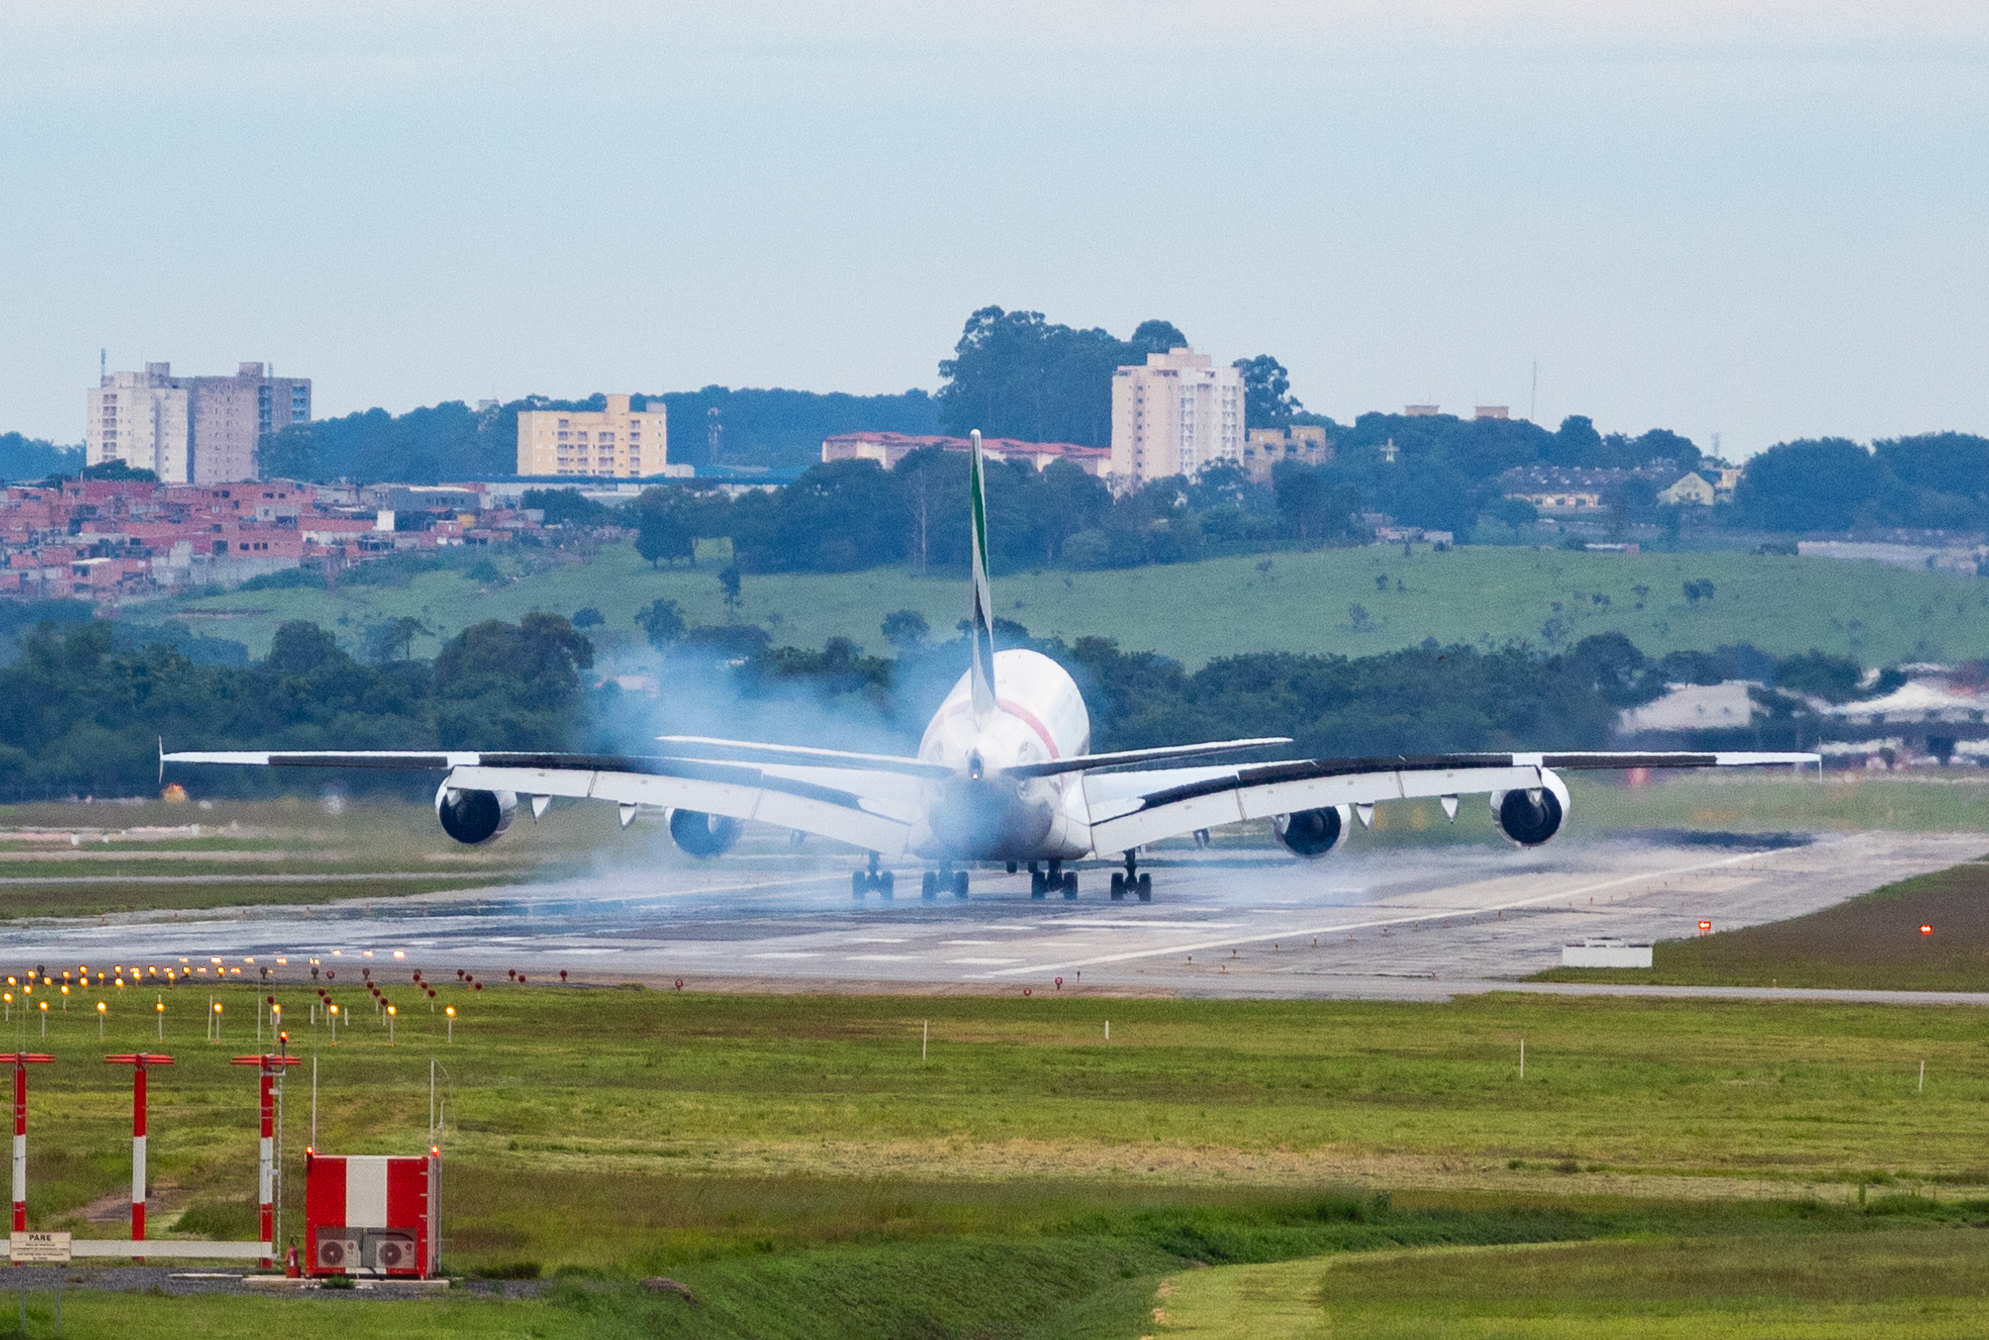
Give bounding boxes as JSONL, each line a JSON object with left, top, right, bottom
{"left": 1108, "top": 347, "right": 1245, "bottom": 487}
{"left": 86, "top": 362, "right": 310, "bottom": 484}
{"left": 1240, "top": 426, "right": 1330, "bottom": 483}
{"left": 516, "top": 395, "right": 669, "bottom": 478}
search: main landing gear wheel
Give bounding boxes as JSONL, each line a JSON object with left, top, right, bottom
{"left": 852, "top": 854, "right": 892, "bottom": 899}
{"left": 1113, "top": 851, "right": 1153, "bottom": 902}
{"left": 922, "top": 871, "right": 939, "bottom": 899}
{"left": 1062, "top": 871, "right": 1078, "bottom": 900}
{"left": 1029, "top": 864, "right": 1047, "bottom": 899}
{"left": 954, "top": 870, "right": 970, "bottom": 899}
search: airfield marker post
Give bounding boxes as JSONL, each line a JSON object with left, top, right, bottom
{"left": 103, "top": 1053, "right": 173, "bottom": 1256}
{"left": 1519, "top": 1039, "right": 1525, "bottom": 1080}
{"left": 922, "top": 1021, "right": 927, "bottom": 1063}
{"left": 6, "top": 1054, "right": 53, "bottom": 1236}
{"left": 1920, "top": 1060, "right": 1926, "bottom": 1092}
{"left": 230, "top": 1048, "right": 300, "bottom": 1267}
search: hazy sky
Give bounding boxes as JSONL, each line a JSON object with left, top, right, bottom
{"left": 2, "top": 1, "right": 1985, "bottom": 456}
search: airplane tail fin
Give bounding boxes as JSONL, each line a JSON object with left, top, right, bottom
{"left": 968, "top": 429, "right": 996, "bottom": 721}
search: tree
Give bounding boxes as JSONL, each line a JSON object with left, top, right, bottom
{"left": 935, "top": 306, "right": 1179, "bottom": 447}
{"left": 635, "top": 505, "right": 696, "bottom": 568}
{"left": 1128, "top": 320, "right": 1188, "bottom": 357}
{"left": 881, "top": 609, "right": 929, "bottom": 652}
{"left": 80, "top": 459, "right": 158, "bottom": 483}
{"left": 718, "top": 565, "right": 743, "bottom": 621}
{"left": 571, "top": 608, "right": 604, "bottom": 628}
{"left": 264, "top": 621, "right": 347, "bottom": 676}
{"left": 1232, "top": 355, "right": 1301, "bottom": 428}
{"left": 362, "top": 616, "right": 430, "bottom": 663}
{"left": 520, "top": 488, "right": 609, "bottom": 526}
{"left": 1736, "top": 438, "right": 1885, "bottom": 532}
{"left": 635, "top": 598, "right": 685, "bottom": 648}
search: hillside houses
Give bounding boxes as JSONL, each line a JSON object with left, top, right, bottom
{"left": 0, "top": 479, "right": 546, "bottom": 605}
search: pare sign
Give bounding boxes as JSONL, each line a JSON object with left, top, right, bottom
{"left": 9, "top": 1231, "right": 70, "bottom": 1263}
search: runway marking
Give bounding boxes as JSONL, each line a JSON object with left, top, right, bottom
{"left": 948, "top": 957, "right": 1022, "bottom": 965}
{"left": 980, "top": 850, "right": 1780, "bottom": 978}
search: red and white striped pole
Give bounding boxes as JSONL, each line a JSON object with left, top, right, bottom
{"left": 4, "top": 1055, "right": 52, "bottom": 1241}
{"left": 232, "top": 1050, "right": 298, "bottom": 1268}
{"left": 104, "top": 1055, "right": 174, "bottom": 1256}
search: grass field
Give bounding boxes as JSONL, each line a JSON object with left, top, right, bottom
{"left": 0, "top": 799, "right": 560, "bottom": 921}
{"left": 4, "top": 982, "right": 1989, "bottom": 1333}
{"left": 1151, "top": 1225, "right": 1989, "bottom": 1339}
{"left": 138, "top": 540, "right": 1989, "bottom": 668}
{"left": 1540, "top": 856, "right": 1989, "bottom": 992}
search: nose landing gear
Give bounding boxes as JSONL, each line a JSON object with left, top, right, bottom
{"left": 852, "top": 852, "right": 894, "bottom": 899}
{"left": 1109, "top": 850, "right": 1152, "bottom": 902}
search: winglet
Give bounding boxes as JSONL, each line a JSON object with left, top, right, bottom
{"left": 968, "top": 429, "right": 997, "bottom": 722}
{"left": 157, "top": 737, "right": 165, "bottom": 786}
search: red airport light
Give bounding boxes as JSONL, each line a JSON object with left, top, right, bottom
{"left": 1921, "top": 924, "right": 1934, "bottom": 935}
{"left": 674, "top": 979, "right": 683, "bottom": 991}
{"left": 559, "top": 970, "right": 567, "bottom": 982}
{"left": 1698, "top": 921, "right": 1712, "bottom": 933}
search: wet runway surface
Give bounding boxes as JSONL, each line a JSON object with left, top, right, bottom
{"left": 5, "top": 828, "right": 1983, "bottom": 999}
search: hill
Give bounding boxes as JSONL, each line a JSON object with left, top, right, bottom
{"left": 133, "top": 542, "right": 1989, "bottom": 669}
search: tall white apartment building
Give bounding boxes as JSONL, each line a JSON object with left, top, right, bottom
{"left": 1108, "top": 347, "right": 1245, "bottom": 487}
{"left": 516, "top": 394, "right": 668, "bottom": 478}
{"left": 87, "top": 362, "right": 310, "bottom": 484}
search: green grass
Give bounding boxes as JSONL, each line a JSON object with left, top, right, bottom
{"left": 7, "top": 986, "right": 1989, "bottom": 1333}
{"left": 1153, "top": 1224, "right": 1989, "bottom": 1339}
{"left": 1539, "top": 857, "right": 1989, "bottom": 991}
{"left": 140, "top": 541, "right": 1989, "bottom": 668}
{"left": 0, "top": 798, "right": 557, "bottom": 921}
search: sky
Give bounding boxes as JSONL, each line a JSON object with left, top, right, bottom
{"left": 1, "top": 1, "right": 1985, "bottom": 458}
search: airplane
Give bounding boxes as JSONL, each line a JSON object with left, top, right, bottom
{"left": 165, "top": 431, "right": 1818, "bottom": 903}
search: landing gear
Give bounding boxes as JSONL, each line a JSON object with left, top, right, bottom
{"left": 1110, "top": 851, "right": 1152, "bottom": 902}
{"left": 852, "top": 853, "right": 894, "bottom": 899}
{"left": 1030, "top": 861, "right": 1077, "bottom": 899}
{"left": 923, "top": 867, "right": 971, "bottom": 899}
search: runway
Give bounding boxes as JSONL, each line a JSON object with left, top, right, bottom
{"left": 3, "top": 827, "right": 1982, "bottom": 1000}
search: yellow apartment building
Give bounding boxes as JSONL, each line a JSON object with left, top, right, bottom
{"left": 516, "top": 394, "right": 668, "bottom": 478}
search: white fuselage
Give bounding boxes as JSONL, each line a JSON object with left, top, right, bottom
{"left": 910, "top": 649, "right": 1093, "bottom": 861}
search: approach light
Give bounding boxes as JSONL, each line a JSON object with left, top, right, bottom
{"left": 1921, "top": 924, "right": 1934, "bottom": 935}
{"left": 1698, "top": 921, "right": 1711, "bottom": 932}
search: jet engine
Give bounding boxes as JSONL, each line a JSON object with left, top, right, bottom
{"left": 1273, "top": 805, "right": 1351, "bottom": 858}
{"left": 435, "top": 784, "right": 516, "bottom": 846}
{"left": 1490, "top": 771, "right": 1571, "bottom": 846}
{"left": 669, "top": 808, "right": 743, "bottom": 858}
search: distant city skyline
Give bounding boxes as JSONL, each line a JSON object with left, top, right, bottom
{"left": 2, "top": 1, "right": 1985, "bottom": 457}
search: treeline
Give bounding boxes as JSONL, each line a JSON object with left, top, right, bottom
{"left": 622, "top": 454, "right": 1357, "bottom": 574}
{"left": 1733, "top": 434, "right": 1989, "bottom": 533}
{"left": 0, "top": 615, "right": 595, "bottom": 795}
{"left": 0, "top": 601, "right": 1911, "bottom": 796}
{"left": 0, "top": 433, "right": 82, "bottom": 483}
{"left": 255, "top": 387, "right": 940, "bottom": 482}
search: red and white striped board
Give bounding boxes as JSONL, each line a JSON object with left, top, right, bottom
{"left": 303, "top": 1151, "right": 439, "bottom": 1278}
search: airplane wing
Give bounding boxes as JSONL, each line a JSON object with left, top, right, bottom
{"left": 1083, "top": 750, "right": 1819, "bottom": 854}
{"left": 162, "top": 747, "right": 924, "bottom": 855}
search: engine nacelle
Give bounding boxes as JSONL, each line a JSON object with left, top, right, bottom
{"left": 1491, "top": 771, "right": 1571, "bottom": 846}
{"left": 435, "top": 784, "right": 516, "bottom": 846}
{"left": 669, "top": 808, "right": 743, "bottom": 858}
{"left": 1273, "top": 805, "right": 1351, "bottom": 859}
